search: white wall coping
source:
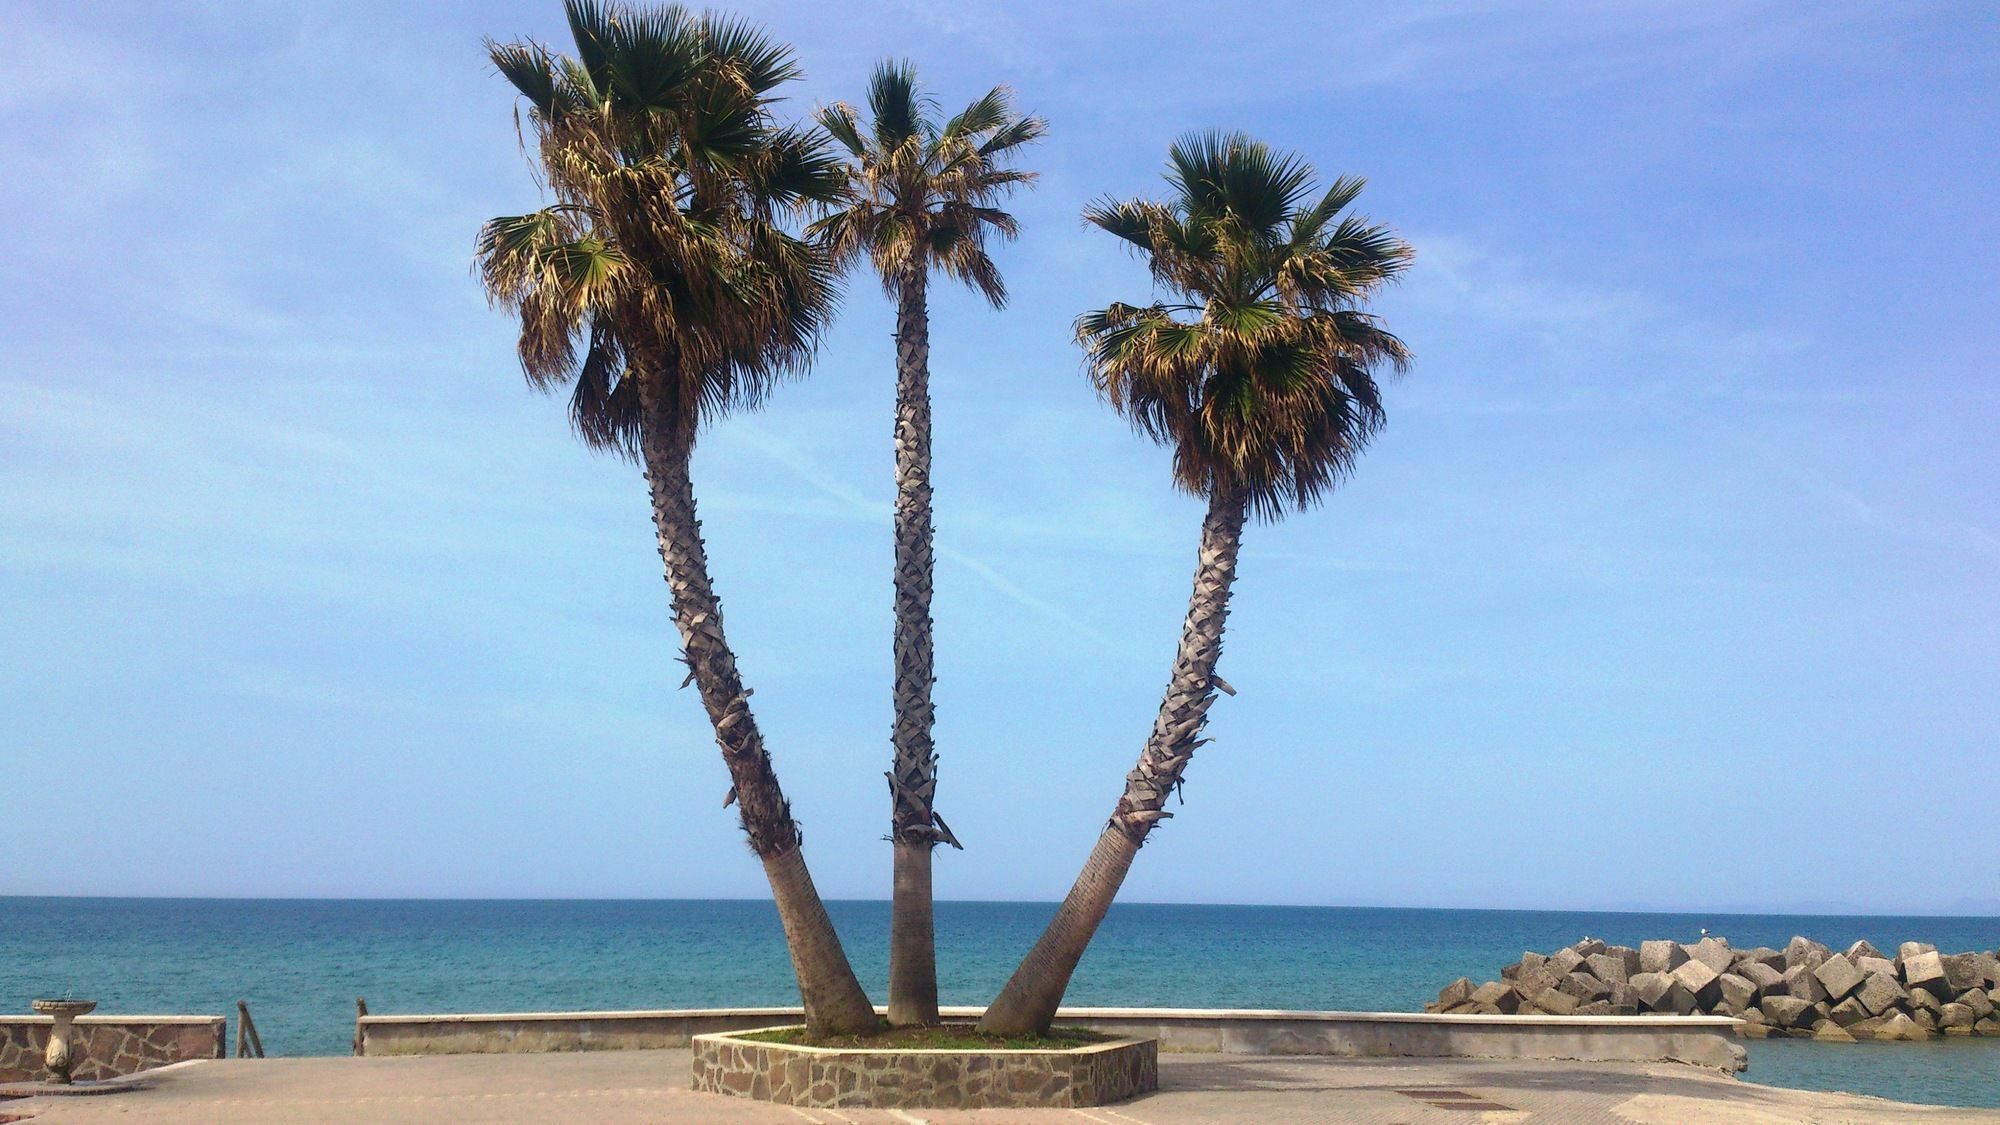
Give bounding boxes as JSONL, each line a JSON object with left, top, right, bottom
{"left": 357, "top": 1005, "right": 1740, "bottom": 1029}
{"left": 1, "top": 1015, "right": 224, "bottom": 1024}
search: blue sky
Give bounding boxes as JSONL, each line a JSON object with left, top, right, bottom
{"left": 2, "top": 1, "right": 1995, "bottom": 913}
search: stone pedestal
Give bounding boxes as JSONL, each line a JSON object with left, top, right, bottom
{"left": 30, "top": 1000, "right": 97, "bottom": 1085}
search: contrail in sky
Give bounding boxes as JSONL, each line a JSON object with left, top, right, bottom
{"left": 729, "top": 423, "right": 1120, "bottom": 649}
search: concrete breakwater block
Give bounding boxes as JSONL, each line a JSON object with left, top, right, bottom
{"left": 1426, "top": 934, "right": 2000, "bottom": 1043}
{"left": 689, "top": 1027, "right": 1157, "bottom": 1109}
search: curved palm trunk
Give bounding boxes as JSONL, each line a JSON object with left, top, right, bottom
{"left": 888, "top": 268, "right": 954, "bottom": 1026}
{"left": 977, "top": 487, "right": 1248, "bottom": 1036}
{"left": 638, "top": 385, "right": 877, "bottom": 1036}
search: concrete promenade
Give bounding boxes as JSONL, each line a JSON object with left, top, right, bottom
{"left": 8, "top": 1050, "right": 1997, "bottom": 1124}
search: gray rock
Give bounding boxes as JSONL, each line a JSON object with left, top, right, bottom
{"left": 1903, "top": 950, "right": 1950, "bottom": 996}
{"left": 1631, "top": 971, "right": 1675, "bottom": 1009}
{"left": 1718, "top": 973, "right": 1758, "bottom": 1014}
{"left": 1515, "top": 965, "right": 1557, "bottom": 1000}
{"left": 1899, "top": 941, "right": 1938, "bottom": 961}
{"left": 1912, "top": 1007, "right": 1939, "bottom": 1032}
{"left": 1550, "top": 947, "right": 1588, "bottom": 977}
{"left": 1855, "top": 971, "right": 1908, "bottom": 1016}
{"left": 1908, "top": 986, "right": 1942, "bottom": 1015}
{"left": 1979, "top": 954, "right": 2000, "bottom": 990}
{"left": 1688, "top": 937, "right": 1734, "bottom": 974}
{"left": 1782, "top": 964, "right": 1828, "bottom": 1004}
{"left": 1977, "top": 1016, "right": 2000, "bottom": 1037}
{"left": 1673, "top": 958, "right": 1722, "bottom": 1006}
{"left": 1872, "top": 1012, "right": 1920, "bottom": 1040}
{"left": 1812, "top": 953, "right": 1866, "bottom": 1001}
{"left": 1558, "top": 972, "right": 1611, "bottom": 1003}
{"left": 1572, "top": 937, "right": 1609, "bottom": 958}
{"left": 1437, "top": 977, "right": 1476, "bottom": 1008}
{"left": 1576, "top": 999, "right": 1614, "bottom": 1016}
{"left": 1734, "top": 947, "right": 1784, "bottom": 972}
{"left": 1470, "top": 981, "right": 1520, "bottom": 1014}
{"left": 1940, "top": 1002, "right": 1976, "bottom": 1030}
{"left": 1856, "top": 955, "right": 1895, "bottom": 979}
{"left": 1738, "top": 962, "right": 1785, "bottom": 993}
{"left": 1943, "top": 953, "right": 1987, "bottom": 994}
{"left": 1607, "top": 981, "right": 1638, "bottom": 1010}
{"left": 1606, "top": 946, "right": 1642, "bottom": 977}
{"left": 1585, "top": 953, "right": 1630, "bottom": 986}
{"left": 1845, "top": 940, "right": 1886, "bottom": 961}
{"left": 1519, "top": 951, "right": 1550, "bottom": 975}
{"left": 1760, "top": 995, "right": 1813, "bottom": 1028}
{"left": 1961, "top": 988, "right": 1994, "bottom": 1020}
{"left": 1784, "top": 935, "right": 1830, "bottom": 971}
{"left": 1631, "top": 972, "right": 1697, "bottom": 1016}
{"left": 1847, "top": 1014, "right": 1888, "bottom": 1040}
{"left": 1828, "top": 996, "right": 1870, "bottom": 1027}
{"left": 1531, "top": 987, "right": 1580, "bottom": 1015}
{"left": 1640, "top": 940, "right": 1688, "bottom": 975}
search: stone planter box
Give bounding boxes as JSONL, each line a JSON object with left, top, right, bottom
{"left": 690, "top": 1026, "right": 1158, "bottom": 1109}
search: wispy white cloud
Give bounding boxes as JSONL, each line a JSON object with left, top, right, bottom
{"left": 1739, "top": 436, "right": 2000, "bottom": 561}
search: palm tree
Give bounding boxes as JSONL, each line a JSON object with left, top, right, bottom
{"left": 812, "top": 64, "right": 1045, "bottom": 1026}
{"left": 475, "top": 0, "right": 878, "bottom": 1035}
{"left": 977, "top": 133, "right": 1412, "bottom": 1036}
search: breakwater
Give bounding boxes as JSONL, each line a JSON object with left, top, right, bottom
{"left": 1428, "top": 935, "right": 2000, "bottom": 1041}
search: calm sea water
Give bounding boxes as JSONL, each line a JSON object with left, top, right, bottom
{"left": 2, "top": 898, "right": 1995, "bottom": 1107}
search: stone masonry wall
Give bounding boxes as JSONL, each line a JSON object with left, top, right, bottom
{"left": 0, "top": 1017, "right": 225, "bottom": 1082}
{"left": 690, "top": 1030, "right": 1158, "bottom": 1109}
{"left": 1429, "top": 935, "right": 2000, "bottom": 1042}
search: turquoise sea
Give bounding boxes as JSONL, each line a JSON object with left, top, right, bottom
{"left": 2, "top": 898, "right": 1995, "bottom": 1108}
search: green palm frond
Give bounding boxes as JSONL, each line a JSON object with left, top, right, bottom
{"left": 1078, "top": 133, "right": 1411, "bottom": 518}
{"left": 816, "top": 103, "right": 868, "bottom": 157}
{"left": 866, "top": 60, "right": 929, "bottom": 148}
{"left": 480, "top": 1, "right": 839, "bottom": 456}
{"left": 819, "top": 61, "right": 1043, "bottom": 305}
{"left": 563, "top": 0, "right": 618, "bottom": 91}
{"left": 488, "top": 41, "right": 559, "bottom": 114}
{"left": 701, "top": 10, "right": 803, "bottom": 96}
{"left": 977, "top": 114, "right": 1046, "bottom": 158}
{"left": 602, "top": 5, "right": 703, "bottom": 112}
{"left": 943, "top": 86, "right": 1010, "bottom": 142}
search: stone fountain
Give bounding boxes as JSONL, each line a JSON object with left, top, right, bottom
{"left": 30, "top": 998, "right": 96, "bottom": 1085}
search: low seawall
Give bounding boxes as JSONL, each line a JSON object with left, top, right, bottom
{"left": 357, "top": 1005, "right": 1744, "bottom": 1071}
{"left": 0, "top": 1015, "right": 225, "bottom": 1082}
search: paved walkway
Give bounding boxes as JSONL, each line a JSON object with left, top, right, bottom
{"left": 6, "top": 1051, "right": 1996, "bottom": 1124}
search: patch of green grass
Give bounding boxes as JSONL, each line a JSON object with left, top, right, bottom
{"left": 741, "top": 1023, "right": 1111, "bottom": 1051}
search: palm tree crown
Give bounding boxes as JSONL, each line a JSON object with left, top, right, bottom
{"left": 475, "top": 0, "right": 844, "bottom": 453}
{"left": 812, "top": 61, "right": 1045, "bottom": 302}
{"left": 1077, "top": 131, "right": 1413, "bottom": 520}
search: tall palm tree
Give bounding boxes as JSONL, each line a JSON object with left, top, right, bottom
{"left": 812, "top": 64, "right": 1045, "bottom": 1026}
{"left": 475, "top": 0, "right": 877, "bottom": 1035}
{"left": 977, "top": 133, "right": 1412, "bottom": 1036}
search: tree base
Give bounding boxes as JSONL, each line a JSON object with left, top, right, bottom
{"left": 690, "top": 1025, "right": 1156, "bottom": 1108}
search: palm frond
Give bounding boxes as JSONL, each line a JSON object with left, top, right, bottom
{"left": 977, "top": 114, "right": 1046, "bottom": 158}
{"left": 816, "top": 102, "right": 868, "bottom": 157}
{"left": 488, "top": 40, "right": 559, "bottom": 114}
{"left": 942, "top": 86, "right": 1010, "bottom": 142}
{"left": 1078, "top": 137, "right": 1410, "bottom": 517}
{"left": 866, "top": 59, "right": 930, "bottom": 147}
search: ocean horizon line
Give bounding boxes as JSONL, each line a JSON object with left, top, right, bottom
{"left": 4, "top": 893, "right": 1996, "bottom": 919}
